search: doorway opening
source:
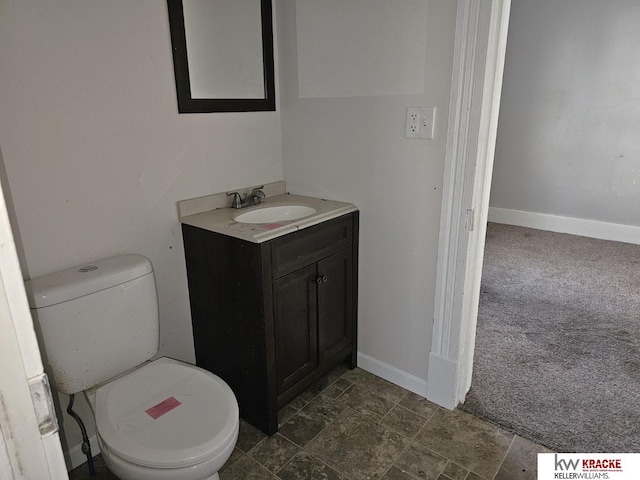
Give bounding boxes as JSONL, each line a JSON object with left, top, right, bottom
{"left": 431, "top": 0, "right": 640, "bottom": 453}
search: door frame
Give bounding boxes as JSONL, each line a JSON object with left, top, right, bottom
{"left": 426, "top": 0, "right": 511, "bottom": 409}
{"left": 0, "top": 175, "right": 68, "bottom": 478}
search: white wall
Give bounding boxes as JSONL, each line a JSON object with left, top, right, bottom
{"left": 277, "top": 0, "right": 457, "bottom": 385}
{"left": 491, "top": 0, "right": 640, "bottom": 227}
{"left": 1, "top": 0, "right": 461, "bottom": 466}
{"left": 0, "top": 0, "right": 282, "bottom": 461}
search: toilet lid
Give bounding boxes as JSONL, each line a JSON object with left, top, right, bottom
{"left": 95, "top": 357, "right": 238, "bottom": 469}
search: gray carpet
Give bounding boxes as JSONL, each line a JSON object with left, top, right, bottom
{"left": 460, "top": 223, "right": 640, "bottom": 453}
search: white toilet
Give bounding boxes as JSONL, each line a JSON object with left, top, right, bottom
{"left": 25, "top": 254, "right": 239, "bottom": 480}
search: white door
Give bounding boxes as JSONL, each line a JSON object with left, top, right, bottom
{"left": 0, "top": 179, "right": 68, "bottom": 479}
{"left": 427, "top": 0, "right": 511, "bottom": 409}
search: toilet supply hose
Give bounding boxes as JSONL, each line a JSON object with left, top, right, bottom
{"left": 66, "top": 394, "right": 96, "bottom": 477}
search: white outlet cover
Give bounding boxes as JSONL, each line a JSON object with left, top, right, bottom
{"left": 405, "top": 106, "right": 435, "bottom": 139}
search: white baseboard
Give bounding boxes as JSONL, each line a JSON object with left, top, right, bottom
{"left": 64, "top": 434, "right": 100, "bottom": 471}
{"left": 356, "top": 352, "right": 428, "bottom": 398}
{"left": 488, "top": 207, "right": 640, "bottom": 245}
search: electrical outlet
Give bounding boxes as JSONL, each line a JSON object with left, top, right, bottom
{"left": 405, "top": 106, "right": 436, "bottom": 139}
{"left": 405, "top": 108, "right": 420, "bottom": 138}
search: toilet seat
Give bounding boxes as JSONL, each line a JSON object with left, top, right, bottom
{"left": 94, "top": 357, "right": 238, "bottom": 469}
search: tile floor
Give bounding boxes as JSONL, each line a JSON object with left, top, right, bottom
{"left": 69, "top": 365, "right": 552, "bottom": 480}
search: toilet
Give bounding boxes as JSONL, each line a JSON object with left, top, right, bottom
{"left": 25, "top": 254, "right": 239, "bottom": 480}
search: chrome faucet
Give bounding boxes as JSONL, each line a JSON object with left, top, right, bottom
{"left": 226, "top": 185, "right": 265, "bottom": 209}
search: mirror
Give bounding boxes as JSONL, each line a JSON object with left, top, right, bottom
{"left": 167, "top": 0, "right": 276, "bottom": 113}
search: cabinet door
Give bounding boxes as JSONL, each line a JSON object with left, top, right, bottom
{"left": 317, "top": 249, "right": 353, "bottom": 362}
{"left": 273, "top": 263, "right": 318, "bottom": 394}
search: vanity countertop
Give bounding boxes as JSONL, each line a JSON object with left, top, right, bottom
{"left": 179, "top": 193, "right": 358, "bottom": 243}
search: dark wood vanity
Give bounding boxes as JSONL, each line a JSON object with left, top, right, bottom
{"left": 182, "top": 212, "right": 358, "bottom": 434}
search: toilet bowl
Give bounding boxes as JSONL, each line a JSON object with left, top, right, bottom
{"left": 24, "top": 254, "right": 240, "bottom": 479}
{"left": 86, "top": 357, "right": 239, "bottom": 480}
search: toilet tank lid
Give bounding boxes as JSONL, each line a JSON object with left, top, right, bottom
{"left": 25, "top": 254, "right": 153, "bottom": 308}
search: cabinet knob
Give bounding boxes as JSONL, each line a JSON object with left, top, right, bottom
{"left": 314, "top": 275, "right": 328, "bottom": 284}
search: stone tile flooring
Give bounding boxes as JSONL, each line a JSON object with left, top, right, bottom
{"left": 69, "top": 365, "right": 552, "bottom": 480}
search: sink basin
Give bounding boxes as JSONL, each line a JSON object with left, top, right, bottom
{"left": 234, "top": 205, "right": 317, "bottom": 224}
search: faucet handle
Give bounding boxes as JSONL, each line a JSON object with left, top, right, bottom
{"left": 250, "top": 185, "right": 265, "bottom": 195}
{"left": 226, "top": 191, "right": 242, "bottom": 209}
{"left": 248, "top": 186, "right": 266, "bottom": 205}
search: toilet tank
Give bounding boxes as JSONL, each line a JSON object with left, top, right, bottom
{"left": 25, "top": 254, "right": 160, "bottom": 395}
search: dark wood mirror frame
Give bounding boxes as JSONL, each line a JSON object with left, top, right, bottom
{"left": 167, "top": 0, "right": 276, "bottom": 113}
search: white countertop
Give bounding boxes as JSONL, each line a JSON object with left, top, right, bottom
{"left": 179, "top": 193, "right": 358, "bottom": 243}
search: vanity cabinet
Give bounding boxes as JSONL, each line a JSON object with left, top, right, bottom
{"left": 182, "top": 212, "right": 358, "bottom": 435}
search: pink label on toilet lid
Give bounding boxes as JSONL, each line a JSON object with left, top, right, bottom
{"left": 145, "top": 396, "right": 181, "bottom": 419}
